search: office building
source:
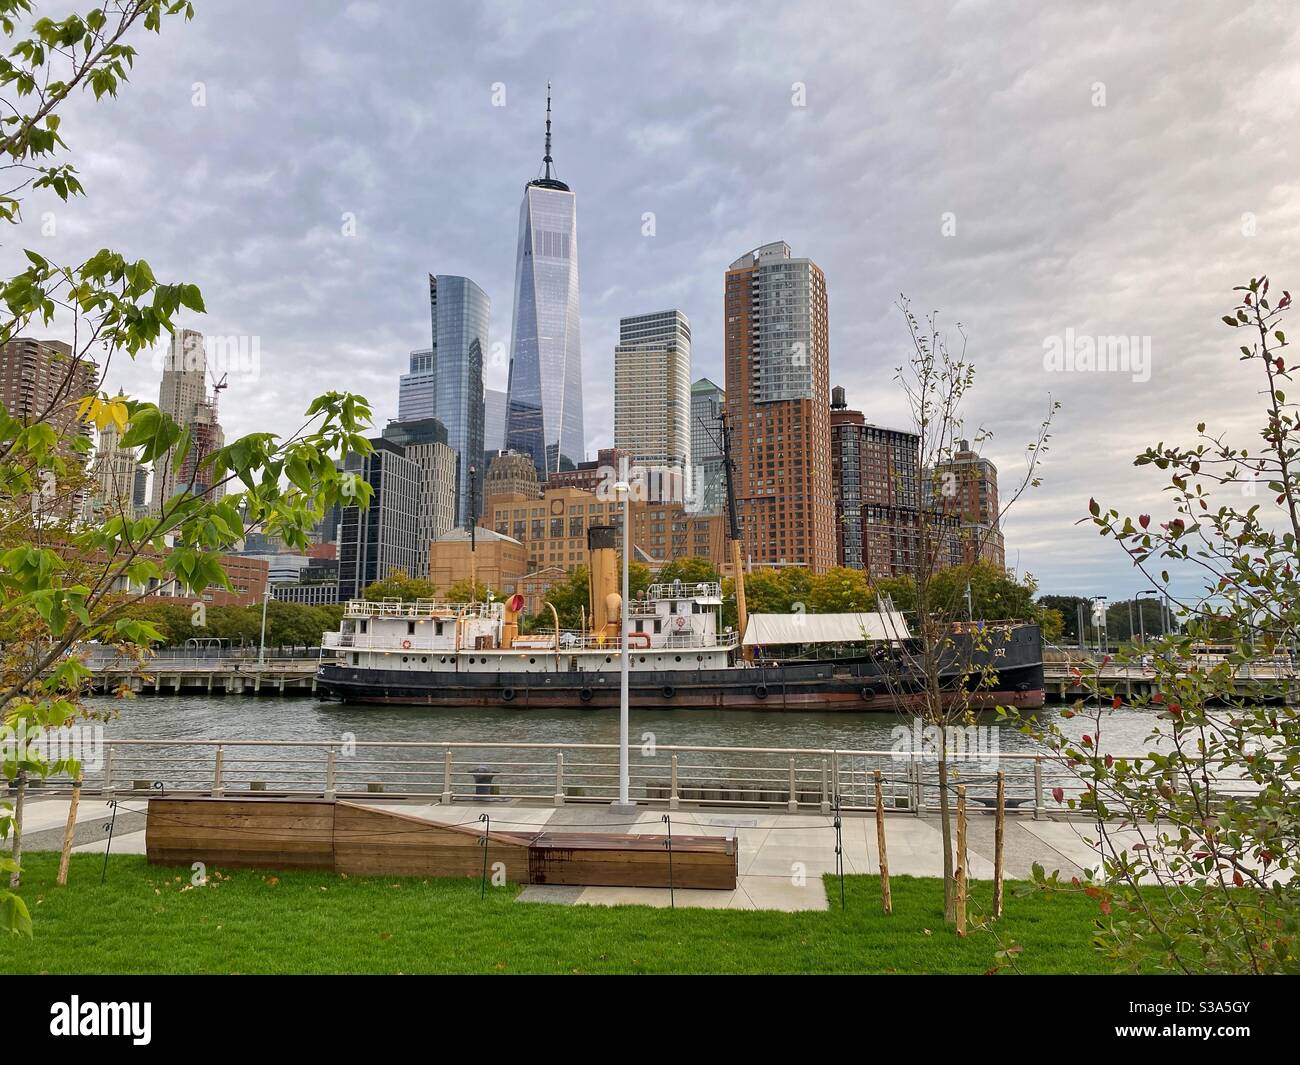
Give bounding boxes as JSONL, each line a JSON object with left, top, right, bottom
{"left": 689, "top": 377, "right": 726, "bottom": 514}
{"left": 336, "top": 437, "right": 424, "bottom": 600}
{"left": 505, "top": 87, "right": 584, "bottom": 478}
{"left": 381, "top": 417, "right": 457, "bottom": 549}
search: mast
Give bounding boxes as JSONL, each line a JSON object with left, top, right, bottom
{"left": 543, "top": 82, "right": 554, "bottom": 181}
{"left": 720, "top": 411, "right": 749, "bottom": 651}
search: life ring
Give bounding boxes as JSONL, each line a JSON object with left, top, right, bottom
{"left": 579, "top": 688, "right": 594, "bottom": 702}
{"left": 860, "top": 687, "right": 875, "bottom": 702}
{"left": 674, "top": 615, "right": 687, "bottom": 629}
{"left": 401, "top": 640, "right": 412, "bottom": 649}
{"left": 754, "top": 683, "right": 769, "bottom": 700}
{"left": 661, "top": 685, "right": 676, "bottom": 699}
{"left": 501, "top": 687, "right": 516, "bottom": 702}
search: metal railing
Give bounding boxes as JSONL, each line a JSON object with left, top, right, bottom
{"left": 14, "top": 737, "right": 1261, "bottom": 816}
{"left": 343, "top": 598, "right": 500, "bottom": 619}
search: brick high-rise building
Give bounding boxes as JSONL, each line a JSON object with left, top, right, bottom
{"left": 151, "top": 329, "right": 225, "bottom": 510}
{"left": 544, "top": 445, "right": 630, "bottom": 496}
{"left": 830, "top": 386, "right": 922, "bottom": 577}
{"left": 932, "top": 440, "right": 1005, "bottom": 569}
{"left": 0, "top": 337, "right": 96, "bottom": 441}
{"left": 723, "top": 242, "right": 835, "bottom": 572}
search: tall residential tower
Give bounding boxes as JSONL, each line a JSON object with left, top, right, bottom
{"left": 614, "top": 309, "right": 691, "bottom": 478}
{"left": 505, "top": 86, "right": 584, "bottom": 479}
{"left": 723, "top": 242, "right": 835, "bottom": 572}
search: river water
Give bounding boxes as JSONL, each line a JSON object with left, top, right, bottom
{"left": 84, "top": 693, "right": 1168, "bottom": 755}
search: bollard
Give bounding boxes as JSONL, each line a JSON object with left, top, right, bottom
{"left": 471, "top": 766, "right": 494, "bottom": 798}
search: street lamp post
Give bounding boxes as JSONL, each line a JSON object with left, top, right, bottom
{"left": 612, "top": 459, "right": 633, "bottom": 812}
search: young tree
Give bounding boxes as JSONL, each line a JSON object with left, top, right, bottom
{"left": 0, "top": 2, "right": 372, "bottom": 934}
{"left": 877, "top": 297, "right": 1055, "bottom": 924}
{"left": 1030, "top": 277, "right": 1299, "bottom": 973}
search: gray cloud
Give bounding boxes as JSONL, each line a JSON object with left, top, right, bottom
{"left": 12, "top": 0, "right": 1299, "bottom": 599}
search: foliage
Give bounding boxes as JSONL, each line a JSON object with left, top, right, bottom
{"left": 361, "top": 570, "right": 437, "bottom": 603}
{"left": 1024, "top": 278, "right": 1299, "bottom": 973}
{"left": 111, "top": 600, "right": 342, "bottom": 649}
{"left": 532, "top": 562, "right": 652, "bottom": 630}
{"left": 0, "top": 1, "right": 372, "bottom": 934}
{"left": 444, "top": 577, "right": 496, "bottom": 604}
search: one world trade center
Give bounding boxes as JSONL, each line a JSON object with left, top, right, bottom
{"left": 505, "top": 85, "right": 584, "bottom": 479}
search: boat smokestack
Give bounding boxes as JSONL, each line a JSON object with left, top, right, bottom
{"left": 587, "top": 524, "right": 621, "bottom": 641}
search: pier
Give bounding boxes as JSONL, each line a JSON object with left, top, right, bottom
{"left": 85, "top": 655, "right": 321, "bottom": 696}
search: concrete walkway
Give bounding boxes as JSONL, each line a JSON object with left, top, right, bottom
{"left": 14, "top": 795, "right": 1118, "bottom": 911}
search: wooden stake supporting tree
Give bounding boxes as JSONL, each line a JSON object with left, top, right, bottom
{"left": 57, "top": 773, "right": 83, "bottom": 887}
{"left": 955, "top": 784, "right": 968, "bottom": 937}
{"left": 873, "top": 769, "right": 892, "bottom": 914}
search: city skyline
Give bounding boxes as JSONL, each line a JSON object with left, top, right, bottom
{"left": 18, "top": 0, "right": 1300, "bottom": 599}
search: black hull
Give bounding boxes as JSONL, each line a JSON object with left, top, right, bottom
{"left": 318, "top": 625, "right": 1046, "bottom": 712}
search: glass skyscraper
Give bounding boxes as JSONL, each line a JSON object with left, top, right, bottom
{"left": 428, "top": 274, "right": 490, "bottom": 528}
{"left": 506, "top": 87, "right": 584, "bottom": 479}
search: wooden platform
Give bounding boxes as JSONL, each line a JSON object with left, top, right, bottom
{"left": 145, "top": 798, "right": 737, "bottom": 890}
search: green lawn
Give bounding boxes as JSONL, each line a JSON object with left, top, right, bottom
{"left": 1, "top": 853, "right": 1115, "bottom": 974}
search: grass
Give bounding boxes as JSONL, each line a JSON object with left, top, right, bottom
{"left": 0, "top": 853, "right": 1117, "bottom": 974}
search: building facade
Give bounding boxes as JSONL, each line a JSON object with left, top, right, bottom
{"left": 482, "top": 450, "right": 540, "bottom": 513}
{"left": 381, "top": 417, "right": 456, "bottom": 550}
{"left": 427, "top": 274, "right": 490, "bottom": 527}
{"left": 427, "top": 527, "right": 530, "bottom": 596}
{"left": 336, "top": 438, "right": 425, "bottom": 600}
{"left": 83, "top": 419, "right": 146, "bottom": 523}
{"left": 483, "top": 387, "right": 507, "bottom": 466}
{"left": 544, "top": 445, "right": 630, "bottom": 496}
{"left": 0, "top": 337, "right": 97, "bottom": 443}
{"left": 397, "top": 348, "right": 435, "bottom": 422}
{"left": 151, "top": 329, "right": 225, "bottom": 510}
{"left": 831, "top": 387, "right": 921, "bottom": 577}
{"left": 724, "top": 242, "right": 835, "bottom": 572}
{"left": 689, "top": 377, "right": 726, "bottom": 514}
{"left": 483, "top": 484, "right": 727, "bottom": 576}
{"left": 614, "top": 310, "right": 691, "bottom": 480}
{"left": 932, "top": 440, "right": 1006, "bottom": 568}
{"left": 505, "top": 89, "right": 584, "bottom": 479}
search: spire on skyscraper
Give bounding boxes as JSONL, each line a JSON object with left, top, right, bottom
{"left": 529, "top": 82, "right": 569, "bottom": 192}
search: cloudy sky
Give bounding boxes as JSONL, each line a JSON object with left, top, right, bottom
{"left": 14, "top": 0, "right": 1300, "bottom": 599}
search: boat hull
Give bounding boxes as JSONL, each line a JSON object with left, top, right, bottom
{"left": 317, "top": 626, "right": 1045, "bottom": 712}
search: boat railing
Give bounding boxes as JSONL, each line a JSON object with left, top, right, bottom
{"left": 18, "top": 737, "right": 1270, "bottom": 816}
{"left": 343, "top": 598, "right": 499, "bottom": 619}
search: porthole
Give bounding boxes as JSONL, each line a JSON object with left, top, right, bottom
{"left": 402, "top": 656, "right": 408, "bottom": 663}
{"left": 606, "top": 656, "right": 612, "bottom": 664}
{"left": 639, "top": 656, "right": 646, "bottom": 663}
{"left": 675, "top": 655, "right": 682, "bottom": 662}
{"left": 529, "top": 657, "right": 536, "bottom": 664}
